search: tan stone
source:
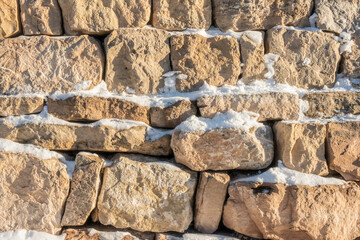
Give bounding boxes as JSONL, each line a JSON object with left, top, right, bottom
{"left": 58, "top": 0, "right": 151, "bottom": 35}
{"left": 150, "top": 101, "right": 197, "bottom": 128}
{"left": 194, "top": 172, "right": 230, "bottom": 234}
{"left": 152, "top": 0, "right": 211, "bottom": 31}
{"left": 0, "top": 0, "right": 21, "bottom": 38}
{"left": 213, "top": 0, "right": 312, "bottom": 32}
{"left": 19, "top": 0, "right": 63, "bottom": 36}
{"left": 342, "top": 38, "right": 360, "bottom": 78}
{"left": 48, "top": 96, "right": 150, "bottom": 124}
{"left": 0, "top": 96, "right": 44, "bottom": 117}
{"left": 105, "top": 29, "right": 171, "bottom": 95}
{"left": 171, "top": 35, "right": 241, "bottom": 92}
{"left": 302, "top": 92, "right": 360, "bottom": 118}
{"left": 197, "top": 93, "right": 299, "bottom": 121}
{"left": 327, "top": 122, "right": 360, "bottom": 181}
{"left": 223, "top": 181, "right": 360, "bottom": 240}
{"left": 96, "top": 154, "right": 197, "bottom": 232}
{"left": 267, "top": 27, "right": 341, "bottom": 89}
{"left": 0, "top": 35, "right": 104, "bottom": 95}
{"left": 273, "top": 122, "right": 328, "bottom": 176}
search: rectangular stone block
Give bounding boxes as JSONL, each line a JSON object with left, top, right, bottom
{"left": 342, "top": 38, "right": 360, "bottom": 78}
{"left": 0, "top": 0, "right": 21, "bottom": 38}
{"left": 0, "top": 96, "right": 44, "bottom": 117}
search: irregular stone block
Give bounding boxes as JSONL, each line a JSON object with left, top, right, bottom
{"left": 96, "top": 154, "right": 197, "bottom": 232}
{"left": 197, "top": 93, "right": 299, "bottom": 121}
{"left": 213, "top": 0, "right": 313, "bottom": 32}
{"left": 0, "top": 96, "right": 44, "bottom": 116}
{"left": 0, "top": 35, "right": 104, "bottom": 95}
{"left": 171, "top": 34, "right": 241, "bottom": 92}
{"left": 19, "top": 0, "right": 63, "bottom": 35}
{"left": 342, "top": 38, "right": 360, "bottom": 78}
{"left": 273, "top": 122, "right": 328, "bottom": 176}
{"left": 152, "top": 0, "right": 212, "bottom": 31}
{"left": 58, "top": 0, "right": 151, "bottom": 35}
{"left": 267, "top": 27, "right": 341, "bottom": 89}
{"left": 0, "top": 0, "right": 21, "bottom": 38}
{"left": 105, "top": 29, "right": 171, "bottom": 94}
{"left": 194, "top": 172, "right": 230, "bottom": 234}
{"left": 327, "top": 122, "right": 360, "bottom": 181}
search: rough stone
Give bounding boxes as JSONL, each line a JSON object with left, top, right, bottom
{"left": 213, "top": 0, "right": 313, "bottom": 32}
{"left": 0, "top": 96, "right": 44, "bottom": 117}
{"left": 0, "top": 0, "right": 21, "bottom": 38}
{"left": 342, "top": 38, "right": 360, "bottom": 78}
{"left": 0, "top": 35, "right": 104, "bottom": 95}
{"left": 197, "top": 93, "right": 299, "bottom": 121}
{"left": 194, "top": 172, "right": 230, "bottom": 234}
{"left": 152, "top": 0, "right": 212, "bottom": 31}
{"left": 327, "top": 122, "right": 360, "bottom": 181}
{"left": 267, "top": 27, "right": 341, "bottom": 89}
{"left": 58, "top": 0, "right": 151, "bottom": 35}
{"left": 171, "top": 35, "right": 241, "bottom": 92}
{"left": 302, "top": 92, "right": 360, "bottom": 118}
{"left": 48, "top": 96, "right": 150, "bottom": 124}
{"left": 19, "top": 0, "right": 63, "bottom": 36}
{"left": 105, "top": 29, "right": 171, "bottom": 94}
{"left": 223, "top": 181, "right": 360, "bottom": 240}
{"left": 61, "top": 153, "right": 104, "bottom": 226}
{"left": 273, "top": 122, "right": 328, "bottom": 176}
{"left": 96, "top": 154, "right": 197, "bottom": 232}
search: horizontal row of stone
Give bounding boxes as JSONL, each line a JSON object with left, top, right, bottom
{"left": 1, "top": 0, "right": 359, "bottom": 37}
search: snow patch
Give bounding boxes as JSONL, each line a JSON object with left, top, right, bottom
{"left": 334, "top": 32, "right": 354, "bottom": 54}
{"left": 243, "top": 31, "right": 263, "bottom": 45}
{"left": 303, "top": 58, "right": 311, "bottom": 65}
{"left": 71, "top": 80, "right": 93, "bottom": 91}
{"left": 160, "top": 71, "right": 187, "bottom": 93}
{"left": 264, "top": 54, "right": 280, "bottom": 79}
{"left": 309, "top": 13, "right": 319, "bottom": 28}
{"left": 87, "top": 229, "right": 141, "bottom": 240}
{"left": 0, "top": 230, "right": 65, "bottom": 240}
{"left": 183, "top": 233, "right": 239, "bottom": 240}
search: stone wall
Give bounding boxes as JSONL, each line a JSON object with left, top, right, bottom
{"left": 0, "top": 1, "right": 360, "bottom": 240}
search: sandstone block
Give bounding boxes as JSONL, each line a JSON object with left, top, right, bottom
{"left": 0, "top": 96, "right": 44, "bottom": 117}
{"left": 197, "top": 93, "right": 299, "bottom": 120}
{"left": 267, "top": 27, "right": 341, "bottom": 89}
{"left": 213, "top": 0, "right": 313, "bottom": 32}
{"left": 96, "top": 154, "right": 197, "bottom": 232}
{"left": 0, "top": 35, "right": 104, "bottom": 95}
{"left": 171, "top": 35, "right": 241, "bottom": 92}
{"left": 105, "top": 29, "right": 171, "bottom": 94}
{"left": 194, "top": 172, "right": 230, "bottom": 234}
{"left": 152, "top": 0, "right": 211, "bottom": 31}
{"left": 342, "top": 38, "right": 360, "bottom": 78}
{"left": 58, "top": 0, "right": 151, "bottom": 35}
{"left": 19, "top": 0, "right": 63, "bottom": 36}
{"left": 0, "top": 0, "right": 21, "bottom": 38}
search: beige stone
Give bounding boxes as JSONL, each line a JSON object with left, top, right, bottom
{"left": 223, "top": 181, "right": 360, "bottom": 240}
{"left": 171, "top": 34, "right": 241, "bottom": 92}
{"left": 0, "top": 0, "right": 21, "bottom": 38}
{"left": 19, "top": 0, "right": 63, "bottom": 36}
{"left": 194, "top": 172, "right": 230, "bottom": 234}
{"left": 96, "top": 154, "right": 197, "bottom": 232}
{"left": 58, "top": 0, "right": 151, "bottom": 35}
{"left": 105, "top": 29, "right": 171, "bottom": 94}
{"left": 0, "top": 35, "right": 104, "bottom": 95}
{"left": 327, "top": 122, "right": 360, "bottom": 181}
{"left": 273, "top": 122, "right": 328, "bottom": 176}
{"left": 48, "top": 96, "right": 150, "bottom": 124}
{"left": 0, "top": 96, "right": 44, "bottom": 117}
{"left": 61, "top": 153, "right": 104, "bottom": 226}
{"left": 342, "top": 38, "right": 360, "bottom": 78}
{"left": 303, "top": 92, "right": 360, "bottom": 118}
{"left": 152, "top": 0, "right": 211, "bottom": 31}
{"left": 197, "top": 93, "right": 299, "bottom": 120}
{"left": 267, "top": 27, "right": 341, "bottom": 89}
{"left": 213, "top": 0, "right": 313, "bottom": 32}
{"left": 150, "top": 101, "right": 197, "bottom": 128}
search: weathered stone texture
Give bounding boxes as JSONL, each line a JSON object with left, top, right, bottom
{"left": 171, "top": 35, "right": 241, "bottom": 92}
{"left": 0, "top": 35, "right": 104, "bottom": 95}
{"left": 152, "top": 0, "right": 212, "bottom": 31}
{"left": 213, "top": 0, "right": 313, "bottom": 32}
{"left": 0, "top": 96, "right": 44, "bottom": 117}
{"left": 58, "top": 0, "right": 151, "bottom": 35}
{"left": 273, "top": 122, "right": 328, "bottom": 176}
{"left": 342, "top": 38, "right": 360, "bottom": 78}
{"left": 267, "top": 27, "right": 341, "bottom": 89}
{"left": 105, "top": 29, "right": 171, "bottom": 95}
{"left": 96, "top": 154, "right": 197, "bottom": 232}
{"left": 197, "top": 93, "right": 299, "bottom": 121}
{"left": 0, "top": 0, "right": 21, "bottom": 38}
{"left": 19, "top": 0, "right": 63, "bottom": 36}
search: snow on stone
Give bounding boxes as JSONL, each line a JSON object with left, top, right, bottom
{"left": 0, "top": 230, "right": 65, "bottom": 240}
{"left": 243, "top": 31, "right": 263, "bottom": 45}
{"left": 87, "top": 228, "right": 141, "bottom": 240}
{"left": 334, "top": 32, "right": 354, "bottom": 54}
{"left": 160, "top": 71, "right": 188, "bottom": 93}
{"left": 183, "top": 234, "right": 239, "bottom": 240}
{"left": 303, "top": 58, "right": 311, "bottom": 65}
{"left": 264, "top": 53, "right": 280, "bottom": 79}
{"left": 71, "top": 80, "right": 93, "bottom": 91}
{"left": 309, "top": 13, "right": 319, "bottom": 28}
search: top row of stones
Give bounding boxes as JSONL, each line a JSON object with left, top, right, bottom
{"left": 1, "top": 0, "right": 359, "bottom": 38}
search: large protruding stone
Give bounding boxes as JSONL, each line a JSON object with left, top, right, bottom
{"left": 267, "top": 27, "right": 341, "bottom": 89}
{"left": 105, "top": 29, "right": 171, "bottom": 95}
{"left": 0, "top": 0, "right": 21, "bottom": 38}
{"left": 0, "top": 35, "right": 104, "bottom": 95}
{"left": 342, "top": 38, "right": 360, "bottom": 78}
{"left": 96, "top": 154, "right": 197, "bottom": 232}
{"left": 0, "top": 96, "right": 44, "bottom": 117}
